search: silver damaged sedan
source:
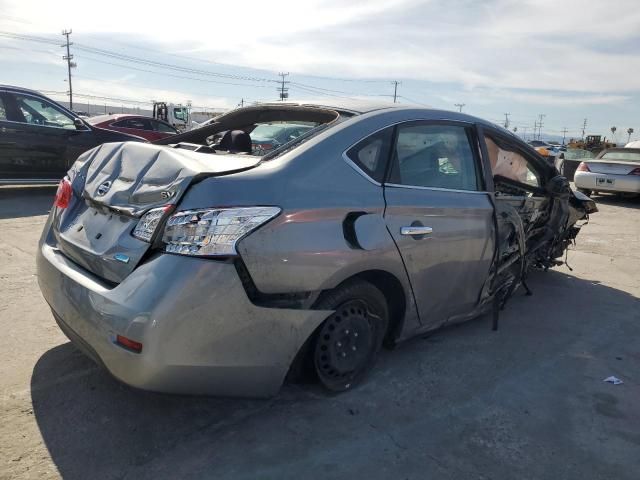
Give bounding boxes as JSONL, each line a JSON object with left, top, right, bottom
{"left": 37, "top": 101, "right": 597, "bottom": 397}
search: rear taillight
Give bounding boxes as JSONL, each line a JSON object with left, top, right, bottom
{"left": 162, "top": 206, "right": 281, "bottom": 256}
{"left": 576, "top": 162, "right": 591, "bottom": 172}
{"left": 132, "top": 205, "right": 173, "bottom": 242}
{"left": 628, "top": 167, "right": 640, "bottom": 176}
{"left": 53, "top": 177, "right": 72, "bottom": 209}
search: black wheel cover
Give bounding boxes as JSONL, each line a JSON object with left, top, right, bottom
{"left": 314, "top": 299, "right": 380, "bottom": 391}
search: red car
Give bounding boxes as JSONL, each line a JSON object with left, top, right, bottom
{"left": 87, "top": 114, "right": 178, "bottom": 141}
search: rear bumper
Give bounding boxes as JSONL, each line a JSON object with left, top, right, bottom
{"left": 574, "top": 171, "right": 640, "bottom": 194}
{"left": 37, "top": 240, "right": 329, "bottom": 397}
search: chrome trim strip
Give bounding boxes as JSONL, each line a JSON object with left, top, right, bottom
{"left": 341, "top": 117, "right": 476, "bottom": 188}
{"left": 385, "top": 183, "right": 489, "bottom": 195}
{"left": 0, "top": 178, "right": 59, "bottom": 185}
{"left": 400, "top": 226, "right": 433, "bottom": 236}
{"left": 342, "top": 152, "right": 382, "bottom": 186}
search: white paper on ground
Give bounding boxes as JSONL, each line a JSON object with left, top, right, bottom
{"left": 603, "top": 376, "right": 623, "bottom": 385}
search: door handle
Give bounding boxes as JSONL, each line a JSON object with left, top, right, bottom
{"left": 400, "top": 226, "right": 433, "bottom": 236}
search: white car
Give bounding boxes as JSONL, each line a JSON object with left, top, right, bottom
{"left": 574, "top": 148, "right": 640, "bottom": 196}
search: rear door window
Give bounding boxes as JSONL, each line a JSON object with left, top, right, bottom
{"left": 0, "top": 95, "right": 6, "bottom": 120}
{"left": 389, "top": 123, "right": 479, "bottom": 191}
{"left": 345, "top": 128, "right": 393, "bottom": 183}
{"left": 113, "top": 118, "right": 153, "bottom": 130}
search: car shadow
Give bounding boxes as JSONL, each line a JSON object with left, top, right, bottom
{"left": 0, "top": 186, "right": 56, "bottom": 219}
{"left": 591, "top": 192, "right": 640, "bottom": 209}
{"left": 31, "top": 269, "right": 640, "bottom": 480}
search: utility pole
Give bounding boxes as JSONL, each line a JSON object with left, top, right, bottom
{"left": 238, "top": 98, "right": 245, "bottom": 108}
{"left": 581, "top": 118, "right": 588, "bottom": 140}
{"left": 278, "top": 72, "right": 289, "bottom": 101}
{"left": 391, "top": 81, "right": 401, "bottom": 103}
{"left": 61, "top": 29, "right": 76, "bottom": 110}
{"left": 522, "top": 126, "right": 528, "bottom": 141}
{"left": 537, "top": 114, "right": 546, "bottom": 140}
{"left": 454, "top": 103, "right": 465, "bottom": 112}
{"left": 561, "top": 127, "right": 568, "bottom": 145}
{"left": 503, "top": 113, "right": 510, "bottom": 129}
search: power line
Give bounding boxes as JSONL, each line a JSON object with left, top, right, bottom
{"left": 399, "top": 96, "right": 431, "bottom": 107}
{"left": 74, "top": 54, "right": 275, "bottom": 89}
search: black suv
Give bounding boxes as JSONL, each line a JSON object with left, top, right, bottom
{"left": 0, "top": 85, "right": 145, "bottom": 184}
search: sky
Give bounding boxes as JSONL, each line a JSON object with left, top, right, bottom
{"left": 1, "top": 0, "right": 639, "bottom": 142}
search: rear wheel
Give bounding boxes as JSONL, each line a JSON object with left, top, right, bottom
{"left": 311, "top": 280, "right": 388, "bottom": 392}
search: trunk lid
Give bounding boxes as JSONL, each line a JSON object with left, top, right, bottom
{"left": 53, "top": 141, "right": 260, "bottom": 283}
{"left": 586, "top": 161, "right": 639, "bottom": 175}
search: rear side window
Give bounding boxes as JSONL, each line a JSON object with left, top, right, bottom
{"left": 153, "top": 120, "right": 177, "bottom": 133}
{"left": 389, "top": 124, "right": 479, "bottom": 191}
{"left": 346, "top": 128, "right": 393, "bottom": 183}
{"left": 113, "top": 118, "right": 152, "bottom": 130}
{"left": 0, "top": 96, "right": 6, "bottom": 120}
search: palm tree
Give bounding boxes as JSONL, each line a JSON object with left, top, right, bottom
{"left": 610, "top": 126, "right": 617, "bottom": 141}
{"left": 628, "top": 127, "right": 635, "bottom": 143}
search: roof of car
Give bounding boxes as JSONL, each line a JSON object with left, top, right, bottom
{"left": 87, "top": 114, "right": 151, "bottom": 124}
{"left": 254, "top": 99, "right": 408, "bottom": 115}
{"left": 0, "top": 84, "right": 44, "bottom": 95}
{"left": 601, "top": 147, "right": 640, "bottom": 154}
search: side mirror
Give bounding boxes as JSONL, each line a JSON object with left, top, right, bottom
{"left": 74, "top": 118, "right": 87, "bottom": 130}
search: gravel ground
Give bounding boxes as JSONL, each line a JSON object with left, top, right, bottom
{"left": 0, "top": 186, "right": 638, "bottom": 480}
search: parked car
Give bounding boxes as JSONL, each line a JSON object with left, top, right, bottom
{"left": 37, "top": 101, "right": 596, "bottom": 397}
{"left": 250, "top": 122, "right": 313, "bottom": 155}
{"left": 555, "top": 148, "right": 595, "bottom": 181}
{"left": 88, "top": 114, "right": 178, "bottom": 141}
{"left": 574, "top": 147, "right": 640, "bottom": 196}
{"left": 0, "top": 86, "right": 145, "bottom": 184}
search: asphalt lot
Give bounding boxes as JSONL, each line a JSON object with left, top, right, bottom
{"left": 0, "top": 186, "right": 639, "bottom": 480}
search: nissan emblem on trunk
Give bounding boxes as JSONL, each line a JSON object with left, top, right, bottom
{"left": 97, "top": 181, "right": 112, "bottom": 196}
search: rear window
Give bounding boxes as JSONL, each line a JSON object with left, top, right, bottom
{"left": 601, "top": 151, "right": 640, "bottom": 162}
{"left": 346, "top": 128, "right": 393, "bottom": 183}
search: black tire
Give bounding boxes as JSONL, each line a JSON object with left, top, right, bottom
{"left": 577, "top": 188, "right": 592, "bottom": 196}
{"left": 311, "top": 279, "right": 389, "bottom": 392}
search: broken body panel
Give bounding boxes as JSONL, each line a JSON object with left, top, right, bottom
{"left": 37, "top": 103, "right": 595, "bottom": 396}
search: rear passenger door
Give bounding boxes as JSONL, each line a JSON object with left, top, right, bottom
{"left": 383, "top": 121, "right": 495, "bottom": 329}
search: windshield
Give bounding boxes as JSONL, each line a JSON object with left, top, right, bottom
{"left": 173, "top": 108, "right": 188, "bottom": 122}
{"left": 600, "top": 151, "right": 640, "bottom": 162}
{"left": 564, "top": 149, "right": 595, "bottom": 160}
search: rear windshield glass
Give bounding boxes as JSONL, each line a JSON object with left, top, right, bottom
{"left": 601, "top": 151, "right": 640, "bottom": 162}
